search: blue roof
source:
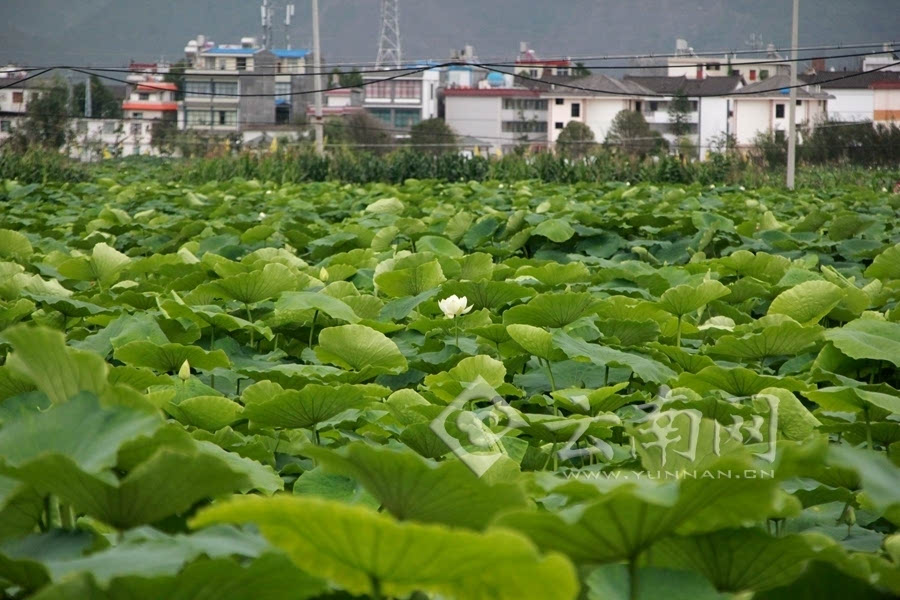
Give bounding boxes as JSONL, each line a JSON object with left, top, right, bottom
{"left": 203, "top": 47, "right": 258, "bottom": 55}
{"left": 273, "top": 49, "right": 311, "bottom": 58}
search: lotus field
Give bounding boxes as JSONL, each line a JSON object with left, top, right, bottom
{"left": 2, "top": 176, "right": 900, "bottom": 600}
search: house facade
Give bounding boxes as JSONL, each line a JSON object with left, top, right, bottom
{"left": 362, "top": 68, "right": 441, "bottom": 136}
{"left": 801, "top": 70, "right": 900, "bottom": 122}
{"left": 444, "top": 87, "right": 548, "bottom": 153}
{"left": 872, "top": 82, "right": 900, "bottom": 123}
{"left": 730, "top": 75, "right": 831, "bottom": 146}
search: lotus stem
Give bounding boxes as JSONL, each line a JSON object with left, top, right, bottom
{"left": 309, "top": 310, "right": 318, "bottom": 349}
{"left": 370, "top": 576, "right": 383, "bottom": 600}
{"left": 863, "top": 406, "right": 873, "bottom": 451}
{"left": 676, "top": 315, "right": 683, "bottom": 348}
{"left": 629, "top": 556, "right": 639, "bottom": 600}
{"left": 246, "top": 304, "right": 254, "bottom": 346}
{"left": 60, "top": 503, "right": 75, "bottom": 530}
{"left": 454, "top": 316, "right": 459, "bottom": 347}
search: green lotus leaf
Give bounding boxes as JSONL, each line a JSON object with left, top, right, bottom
{"left": 865, "top": 243, "right": 900, "bottom": 281}
{"left": 423, "top": 354, "right": 508, "bottom": 402}
{"left": 648, "top": 529, "right": 827, "bottom": 593}
{"left": 803, "top": 386, "right": 900, "bottom": 415}
{"left": 507, "top": 324, "right": 561, "bottom": 360}
{"left": 192, "top": 495, "right": 579, "bottom": 600}
{"left": 58, "top": 242, "right": 131, "bottom": 287}
{"left": 3, "top": 325, "right": 110, "bottom": 405}
{"left": 657, "top": 280, "right": 731, "bottom": 317}
{"left": 675, "top": 366, "right": 809, "bottom": 397}
{"left": 441, "top": 280, "right": 536, "bottom": 311}
{"left": 374, "top": 259, "right": 446, "bottom": 298}
{"left": 585, "top": 564, "right": 728, "bottom": 600}
{"left": 824, "top": 319, "right": 900, "bottom": 367}
{"left": 496, "top": 454, "right": 780, "bottom": 564}
{"left": 503, "top": 292, "right": 597, "bottom": 328}
{"left": 113, "top": 341, "right": 231, "bottom": 373}
{"left": 767, "top": 281, "right": 844, "bottom": 325}
{"left": 167, "top": 395, "right": 244, "bottom": 431}
{"left": 516, "top": 262, "right": 591, "bottom": 287}
{"left": 757, "top": 387, "right": 821, "bottom": 441}
{"left": 72, "top": 313, "right": 169, "bottom": 357}
{"left": 273, "top": 291, "right": 360, "bottom": 324}
{"left": 0, "top": 229, "right": 33, "bottom": 260}
{"left": 533, "top": 218, "right": 575, "bottom": 242}
{"left": 314, "top": 324, "right": 407, "bottom": 377}
{"left": 710, "top": 321, "right": 823, "bottom": 360}
{"left": 304, "top": 443, "right": 528, "bottom": 529}
{"left": 0, "top": 393, "right": 160, "bottom": 472}
{"left": 211, "top": 263, "right": 299, "bottom": 305}
{"left": 596, "top": 318, "right": 661, "bottom": 347}
{"left": 416, "top": 235, "right": 464, "bottom": 257}
{"left": 553, "top": 330, "right": 675, "bottom": 385}
{"left": 243, "top": 384, "right": 368, "bottom": 429}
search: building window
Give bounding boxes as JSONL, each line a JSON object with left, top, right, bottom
{"left": 368, "top": 108, "right": 392, "bottom": 125}
{"left": 503, "top": 98, "right": 548, "bottom": 110}
{"left": 555, "top": 98, "right": 564, "bottom": 105}
{"left": 749, "top": 70, "right": 757, "bottom": 81}
{"left": 394, "top": 80, "right": 421, "bottom": 99}
{"left": 214, "top": 81, "right": 238, "bottom": 97}
{"left": 366, "top": 80, "right": 393, "bottom": 99}
{"left": 102, "top": 121, "right": 117, "bottom": 134}
{"left": 12, "top": 91, "right": 24, "bottom": 103}
{"left": 275, "top": 82, "right": 291, "bottom": 102}
{"left": 529, "top": 69, "right": 539, "bottom": 77}
{"left": 185, "top": 81, "right": 212, "bottom": 98}
{"left": 236, "top": 57, "right": 247, "bottom": 71}
{"left": 501, "top": 121, "right": 547, "bottom": 133}
{"left": 635, "top": 101, "right": 642, "bottom": 112}
{"left": 138, "top": 92, "right": 150, "bottom": 100}
{"left": 690, "top": 101, "right": 698, "bottom": 111}
{"left": 555, "top": 121, "right": 564, "bottom": 129}
{"left": 217, "top": 110, "right": 237, "bottom": 126}
{"left": 394, "top": 109, "right": 421, "bottom": 128}
{"left": 760, "top": 69, "right": 769, "bottom": 80}
{"left": 707, "top": 63, "right": 721, "bottom": 71}
{"left": 796, "top": 99, "right": 802, "bottom": 106}
{"left": 571, "top": 103, "right": 580, "bottom": 117}
{"left": 132, "top": 112, "right": 143, "bottom": 119}
{"left": 130, "top": 123, "right": 141, "bottom": 135}
{"left": 557, "top": 67, "right": 570, "bottom": 76}
{"left": 649, "top": 101, "right": 659, "bottom": 112}
{"left": 775, "top": 103, "right": 785, "bottom": 119}
{"left": 0, "top": 120, "right": 10, "bottom": 133}
{"left": 204, "top": 57, "right": 215, "bottom": 69}
{"left": 186, "top": 110, "right": 210, "bottom": 126}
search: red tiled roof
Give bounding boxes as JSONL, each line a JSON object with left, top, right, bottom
{"left": 137, "top": 82, "right": 177, "bottom": 91}
{"left": 122, "top": 101, "right": 178, "bottom": 111}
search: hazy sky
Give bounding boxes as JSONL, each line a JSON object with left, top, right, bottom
{"left": 2, "top": 0, "right": 897, "bottom": 67}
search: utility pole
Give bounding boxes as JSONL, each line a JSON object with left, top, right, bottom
{"left": 312, "top": 0, "right": 324, "bottom": 155}
{"left": 786, "top": 0, "right": 799, "bottom": 189}
{"left": 285, "top": 4, "right": 295, "bottom": 49}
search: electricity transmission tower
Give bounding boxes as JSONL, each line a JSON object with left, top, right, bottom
{"left": 376, "top": 0, "right": 402, "bottom": 69}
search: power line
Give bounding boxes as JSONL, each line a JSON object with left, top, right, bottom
{"left": 8, "top": 44, "right": 897, "bottom": 76}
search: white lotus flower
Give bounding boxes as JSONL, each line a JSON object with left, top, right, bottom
{"left": 438, "top": 295, "right": 473, "bottom": 319}
{"left": 258, "top": 212, "right": 267, "bottom": 219}
{"left": 178, "top": 359, "right": 191, "bottom": 381}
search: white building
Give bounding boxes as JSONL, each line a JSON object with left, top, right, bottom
{"left": 667, "top": 39, "right": 790, "bottom": 82}
{"left": 802, "top": 70, "right": 900, "bottom": 122}
{"left": 873, "top": 82, "right": 900, "bottom": 124}
{"left": 624, "top": 76, "right": 743, "bottom": 156}
{"left": 730, "top": 75, "right": 831, "bottom": 146}
{"left": 539, "top": 74, "right": 653, "bottom": 142}
{"left": 862, "top": 44, "right": 900, "bottom": 73}
{"left": 444, "top": 87, "right": 548, "bottom": 153}
{"left": 362, "top": 67, "right": 441, "bottom": 136}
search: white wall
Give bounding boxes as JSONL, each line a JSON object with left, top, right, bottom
{"left": 547, "top": 97, "right": 629, "bottom": 142}
{"left": 698, "top": 97, "right": 730, "bottom": 157}
{"left": 445, "top": 96, "right": 502, "bottom": 145}
{"left": 826, "top": 89, "right": 874, "bottom": 122}
{"left": 733, "top": 100, "right": 771, "bottom": 145}
{"left": 874, "top": 87, "right": 900, "bottom": 122}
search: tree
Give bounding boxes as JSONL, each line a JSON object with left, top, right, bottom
{"left": 556, "top": 121, "right": 595, "bottom": 158}
{"left": 324, "top": 110, "right": 392, "bottom": 154}
{"left": 71, "top": 75, "right": 123, "bottom": 119}
{"left": 605, "top": 109, "right": 666, "bottom": 156}
{"left": 410, "top": 118, "right": 457, "bottom": 156}
{"left": 573, "top": 62, "right": 591, "bottom": 77}
{"left": 333, "top": 68, "right": 363, "bottom": 88}
{"left": 668, "top": 92, "right": 692, "bottom": 137}
{"left": 164, "top": 60, "right": 187, "bottom": 100}
{"left": 10, "top": 78, "right": 71, "bottom": 150}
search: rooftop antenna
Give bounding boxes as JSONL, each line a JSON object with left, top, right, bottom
{"left": 261, "top": 0, "right": 274, "bottom": 49}
{"left": 376, "top": 0, "right": 401, "bottom": 69}
{"left": 284, "top": 4, "right": 295, "bottom": 49}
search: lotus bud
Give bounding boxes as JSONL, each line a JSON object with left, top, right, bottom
{"left": 438, "top": 294, "right": 474, "bottom": 319}
{"left": 178, "top": 360, "right": 191, "bottom": 381}
{"left": 319, "top": 267, "right": 329, "bottom": 282}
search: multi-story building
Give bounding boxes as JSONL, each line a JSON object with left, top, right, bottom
{"left": 872, "top": 81, "right": 900, "bottom": 123}
{"left": 624, "top": 75, "right": 743, "bottom": 153}
{"left": 667, "top": 39, "right": 790, "bottom": 82}
{"left": 540, "top": 74, "right": 654, "bottom": 142}
{"left": 729, "top": 75, "right": 831, "bottom": 146}
{"left": 514, "top": 43, "right": 573, "bottom": 78}
{"left": 120, "top": 80, "right": 178, "bottom": 154}
{"left": 179, "top": 36, "right": 311, "bottom": 134}
{"left": 444, "top": 87, "right": 548, "bottom": 153}
{"left": 362, "top": 67, "right": 441, "bottom": 136}
{"left": 0, "top": 67, "right": 44, "bottom": 138}
{"left": 801, "top": 69, "right": 900, "bottom": 122}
